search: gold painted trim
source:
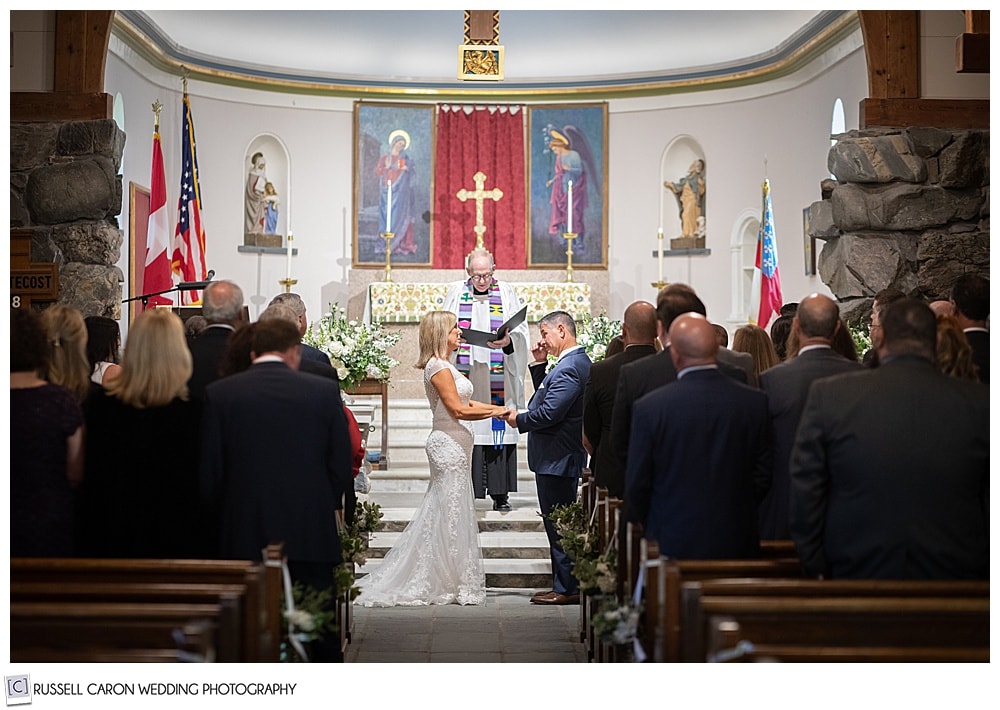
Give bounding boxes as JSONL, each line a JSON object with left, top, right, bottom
{"left": 112, "top": 12, "right": 859, "bottom": 103}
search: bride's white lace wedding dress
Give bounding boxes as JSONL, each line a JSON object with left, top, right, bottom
{"left": 355, "top": 357, "right": 486, "bottom": 607}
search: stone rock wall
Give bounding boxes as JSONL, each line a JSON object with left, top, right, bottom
{"left": 10, "top": 119, "right": 126, "bottom": 318}
{"left": 808, "top": 127, "right": 989, "bottom": 326}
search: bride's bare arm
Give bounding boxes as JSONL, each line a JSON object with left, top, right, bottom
{"left": 430, "top": 368, "right": 507, "bottom": 421}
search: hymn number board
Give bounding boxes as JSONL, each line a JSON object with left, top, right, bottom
{"left": 10, "top": 231, "right": 58, "bottom": 309}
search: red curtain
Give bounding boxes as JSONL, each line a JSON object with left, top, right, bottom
{"left": 433, "top": 105, "right": 526, "bottom": 269}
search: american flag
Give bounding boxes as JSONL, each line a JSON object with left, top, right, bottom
{"left": 172, "top": 92, "right": 208, "bottom": 306}
{"left": 750, "top": 178, "right": 783, "bottom": 329}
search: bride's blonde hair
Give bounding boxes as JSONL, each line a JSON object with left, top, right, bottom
{"left": 415, "top": 310, "right": 456, "bottom": 369}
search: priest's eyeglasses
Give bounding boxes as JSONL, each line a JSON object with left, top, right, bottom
{"left": 470, "top": 271, "right": 494, "bottom": 282}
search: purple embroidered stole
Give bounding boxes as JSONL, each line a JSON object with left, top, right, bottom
{"left": 455, "top": 279, "right": 506, "bottom": 447}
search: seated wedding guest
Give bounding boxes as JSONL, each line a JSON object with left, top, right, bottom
{"left": 259, "top": 303, "right": 341, "bottom": 381}
{"left": 936, "top": 314, "right": 980, "bottom": 381}
{"left": 40, "top": 303, "right": 94, "bottom": 405}
{"left": 711, "top": 323, "right": 729, "bottom": 348}
{"left": 11, "top": 307, "right": 84, "bottom": 557}
{"left": 604, "top": 334, "right": 626, "bottom": 358}
{"left": 85, "top": 315, "right": 122, "bottom": 385}
{"left": 769, "top": 314, "right": 793, "bottom": 361}
{"left": 200, "top": 318, "right": 353, "bottom": 661}
{"left": 624, "top": 312, "right": 770, "bottom": 559}
{"left": 830, "top": 317, "right": 861, "bottom": 362}
{"left": 612, "top": 285, "right": 749, "bottom": 478}
{"left": 188, "top": 279, "right": 245, "bottom": 401}
{"left": 78, "top": 309, "right": 212, "bottom": 558}
{"left": 267, "top": 292, "right": 332, "bottom": 366}
{"left": 217, "top": 321, "right": 257, "bottom": 378}
{"left": 184, "top": 314, "right": 208, "bottom": 343}
{"left": 790, "top": 298, "right": 988, "bottom": 579}
{"left": 732, "top": 324, "right": 780, "bottom": 381}
{"left": 258, "top": 302, "right": 355, "bottom": 521}
{"left": 928, "top": 300, "right": 954, "bottom": 318}
{"left": 758, "top": 293, "right": 862, "bottom": 540}
{"left": 949, "top": 273, "right": 989, "bottom": 383}
{"left": 862, "top": 287, "right": 905, "bottom": 368}
{"left": 583, "top": 301, "right": 657, "bottom": 498}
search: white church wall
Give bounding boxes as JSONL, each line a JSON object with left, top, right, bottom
{"left": 106, "top": 28, "right": 868, "bottom": 342}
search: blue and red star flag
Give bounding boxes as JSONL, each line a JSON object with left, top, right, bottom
{"left": 172, "top": 91, "right": 208, "bottom": 305}
{"left": 143, "top": 110, "right": 173, "bottom": 308}
{"left": 750, "top": 177, "right": 783, "bottom": 330}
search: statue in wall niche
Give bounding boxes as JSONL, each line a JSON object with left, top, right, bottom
{"left": 665, "top": 158, "right": 706, "bottom": 248}
{"left": 245, "top": 151, "right": 268, "bottom": 243}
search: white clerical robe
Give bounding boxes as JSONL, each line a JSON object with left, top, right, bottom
{"left": 442, "top": 280, "right": 528, "bottom": 446}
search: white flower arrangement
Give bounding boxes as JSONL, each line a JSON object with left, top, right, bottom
{"left": 303, "top": 303, "right": 402, "bottom": 390}
{"left": 592, "top": 599, "right": 642, "bottom": 645}
{"left": 576, "top": 312, "right": 622, "bottom": 362}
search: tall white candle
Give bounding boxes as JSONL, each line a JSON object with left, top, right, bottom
{"left": 657, "top": 228, "right": 664, "bottom": 282}
{"left": 567, "top": 180, "right": 574, "bottom": 233}
{"left": 385, "top": 179, "right": 392, "bottom": 233}
{"left": 286, "top": 231, "right": 293, "bottom": 280}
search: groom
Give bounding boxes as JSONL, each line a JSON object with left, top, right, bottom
{"left": 502, "top": 310, "right": 591, "bottom": 605}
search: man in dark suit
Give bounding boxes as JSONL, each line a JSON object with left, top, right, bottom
{"left": 611, "top": 285, "right": 746, "bottom": 472}
{"left": 624, "top": 312, "right": 771, "bottom": 559}
{"left": 583, "top": 300, "right": 657, "bottom": 498}
{"left": 758, "top": 293, "right": 862, "bottom": 540}
{"left": 268, "top": 292, "right": 333, "bottom": 367}
{"left": 949, "top": 272, "right": 989, "bottom": 383}
{"left": 502, "top": 311, "right": 591, "bottom": 606}
{"left": 200, "top": 318, "right": 354, "bottom": 660}
{"left": 187, "top": 280, "right": 245, "bottom": 401}
{"left": 789, "top": 298, "right": 989, "bottom": 580}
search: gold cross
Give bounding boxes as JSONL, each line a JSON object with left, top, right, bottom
{"left": 456, "top": 171, "right": 503, "bottom": 249}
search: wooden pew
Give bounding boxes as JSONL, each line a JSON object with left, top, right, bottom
{"left": 580, "top": 485, "right": 610, "bottom": 660}
{"left": 759, "top": 539, "right": 796, "bottom": 558}
{"left": 680, "top": 578, "right": 990, "bottom": 662}
{"left": 10, "top": 600, "right": 240, "bottom": 662}
{"left": 592, "top": 492, "right": 622, "bottom": 662}
{"left": 10, "top": 543, "right": 284, "bottom": 662}
{"left": 637, "top": 538, "right": 803, "bottom": 662}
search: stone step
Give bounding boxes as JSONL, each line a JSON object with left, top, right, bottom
{"left": 367, "top": 531, "right": 551, "bottom": 559}
{"left": 355, "top": 558, "right": 553, "bottom": 591}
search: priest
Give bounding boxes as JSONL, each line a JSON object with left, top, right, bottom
{"left": 443, "top": 248, "right": 529, "bottom": 511}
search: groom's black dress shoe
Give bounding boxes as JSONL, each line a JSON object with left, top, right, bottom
{"left": 531, "top": 592, "right": 580, "bottom": 605}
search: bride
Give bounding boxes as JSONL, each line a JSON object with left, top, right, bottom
{"left": 355, "top": 311, "right": 509, "bottom": 607}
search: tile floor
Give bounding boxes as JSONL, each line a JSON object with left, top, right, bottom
{"left": 346, "top": 588, "right": 588, "bottom": 663}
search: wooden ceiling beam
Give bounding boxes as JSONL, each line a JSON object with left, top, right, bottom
{"left": 12, "top": 10, "right": 114, "bottom": 122}
{"left": 858, "top": 10, "right": 988, "bottom": 129}
{"left": 957, "top": 10, "right": 989, "bottom": 73}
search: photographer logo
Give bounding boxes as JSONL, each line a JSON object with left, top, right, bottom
{"left": 5, "top": 675, "right": 31, "bottom": 706}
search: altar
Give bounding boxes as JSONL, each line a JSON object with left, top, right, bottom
{"left": 344, "top": 267, "right": 609, "bottom": 400}
{"left": 363, "top": 281, "right": 591, "bottom": 324}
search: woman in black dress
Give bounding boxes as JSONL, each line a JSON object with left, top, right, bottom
{"left": 77, "top": 309, "right": 212, "bottom": 558}
{"left": 11, "top": 307, "right": 84, "bottom": 556}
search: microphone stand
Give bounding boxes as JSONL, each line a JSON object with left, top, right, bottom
{"left": 122, "top": 282, "right": 213, "bottom": 311}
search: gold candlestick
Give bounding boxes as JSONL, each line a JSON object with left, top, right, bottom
{"left": 279, "top": 277, "right": 298, "bottom": 293}
{"left": 381, "top": 232, "right": 395, "bottom": 282}
{"left": 563, "top": 232, "right": 578, "bottom": 282}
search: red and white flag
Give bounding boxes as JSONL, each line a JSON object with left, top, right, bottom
{"left": 750, "top": 178, "right": 783, "bottom": 330}
{"left": 172, "top": 92, "right": 208, "bottom": 305}
{"left": 143, "top": 121, "right": 173, "bottom": 308}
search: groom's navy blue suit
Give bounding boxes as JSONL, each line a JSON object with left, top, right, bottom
{"left": 516, "top": 346, "right": 592, "bottom": 596}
